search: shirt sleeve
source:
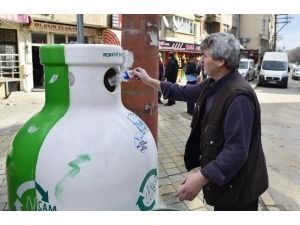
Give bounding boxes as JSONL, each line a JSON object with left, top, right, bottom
{"left": 201, "top": 94, "right": 255, "bottom": 186}
{"left": 160, "top": 81, "right": 202, "bottom": 102}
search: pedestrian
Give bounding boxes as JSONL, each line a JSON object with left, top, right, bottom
{"left": 158, "top": 53, "right": 165, "bottom": 104}
{"left": 164, "top": 52, "right": 178, "bottom": 106}
{"left": 132, "top": 32, "right": 268, "bottom": 211}
{"left": 185, "top": 56, "right": 198, "bottom": 115}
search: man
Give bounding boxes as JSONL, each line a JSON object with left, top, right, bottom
{"left": 184, "top": 56, "right": 198, "bottom": 115}
{"left": 164, "top": 52, "right": 178, "bottom": 106}
{"left": 158, "top": 53, "right": 165, "bottom": 104}
{"left": 132, "top": 32, "right": 268, "bottom": 211}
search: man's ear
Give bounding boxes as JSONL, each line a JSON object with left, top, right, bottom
{"left": 217, "top": 59, "right": 225, "bottom": 67}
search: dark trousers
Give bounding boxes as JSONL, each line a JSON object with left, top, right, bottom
{"left": 186, "top": 80, "right": 197, "bottom": 114}
{"left": 214, "top": 199, "right": 259, "bottom": 211}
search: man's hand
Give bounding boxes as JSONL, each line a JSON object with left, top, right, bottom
{"left": 176, "top": 171, "right": 209, "bottom": 201}
{"left": 132, "top": 67, "right": 152, "bottom": 84}
{"left": 132, "top": 67, "right": 161, "bottom": 91}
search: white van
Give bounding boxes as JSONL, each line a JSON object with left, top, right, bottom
{"left": 258, "top": 52, "right": 289, "bottom": 88}
{"left": 238, "top": 58, "right": 256, "bottom": 81}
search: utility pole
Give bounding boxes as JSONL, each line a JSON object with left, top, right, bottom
{"left": 121, "top": 15, "right": 160, "bottom": 143}
{"left": 273, "top": 14, "right": 292, "bottom": 51}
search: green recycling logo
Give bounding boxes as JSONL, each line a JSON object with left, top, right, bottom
{"left": 14, "top": 181, "right": 56, "bottom": 211}
{"left": 136, "top": 169, "right": 158, "bottom": 211}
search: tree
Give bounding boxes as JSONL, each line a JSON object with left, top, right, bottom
{"left": 288, "top": 47, "right": 300, "bottom": 65}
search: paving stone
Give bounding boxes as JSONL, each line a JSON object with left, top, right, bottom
{"left": 166, "top": 168, "right": 181, "bottom": 176}
{"left": 0, "top": 194, "right": 8, "bottom": 204}
{"left": 161, "top": 192, "right": 180, "bottom": 205}
{"left": 159, "top": 157, "right": 173, "bottom": 164}
{"left": 0, "top": 202, "right": 6, "bottom": 211}
{"left": 174, "top": 160, "right": 185, "bottom": 167}
{"left": 159, "top": 185, "right": 176, "bottom": 195}
{"left": 171, "top": 156, "right": 183, "bottom": 161}
{"left": 159, "top": 171, "right": 168, "bottom": 179}
{"left": 168, "top": 151, "right": 181, "bottom": 157}
{"left": 178, "top": 166, "right": 187, "bottom": 173}
{"left": 0, "top": 186, "right": 7, "bottom": 196}
{"left": 267, "top": 206, "right": 280, "bottom": 211}
{"left": 162, "top": 162, "right": 177, "bottom": 169}
{"left": 169, "top": 174, "right": 185, "bottom": 183}
{"left": 166, "top": 202, "right": 187, "bottom": 211}
{"left": 195, "top": 206, "right": 209, "bottom": 211}
{"left": 205, "top": 203, "right": 214, "bottom": 211}
{"left": 261, "top": 191, "right": 276, "bottom": 206}
{"left": 159, "top": 177, "right": 172, "bottom": 186}
{"left": 184, "top": 197, "right": 206, "bottom": 210}
{"left": 172, "top": 182, "right": 182, "bottom": 191}
{"left": 158, "top": 153, "right": 169, "bottom": 159}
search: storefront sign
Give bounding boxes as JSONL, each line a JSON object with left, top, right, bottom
{"left": 0, "top": 14, "right": 29, "bottom": 23}
{"left": 30, "top": 21, "right": 97, "bottom": 36}
{"left": 112, "top": 14, "right": 122, "bottom": 29}
{"left": 159, "top": 40, "right": 201, "bottom": 53}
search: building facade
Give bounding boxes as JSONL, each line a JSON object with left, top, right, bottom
{"left": 0, "top": 14, "right": 122, "bottom": 98}
{"left": 239, "top": 14, "right": 275, "bottom": 64}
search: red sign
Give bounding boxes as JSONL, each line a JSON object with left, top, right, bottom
{"left": 0, "top": 14, "right": 29, "bottom": 23}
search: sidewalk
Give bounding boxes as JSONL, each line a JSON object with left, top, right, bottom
{"left": 0, "top": 81, "right": 279, "bottom": 210}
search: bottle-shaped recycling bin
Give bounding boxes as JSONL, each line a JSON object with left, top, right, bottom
{"left": 6, "top": 44, "right": 159, "bottom": 211}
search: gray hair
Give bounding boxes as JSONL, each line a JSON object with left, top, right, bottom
{"left": 200, "top": 32, "right": 240, "bottom": 70}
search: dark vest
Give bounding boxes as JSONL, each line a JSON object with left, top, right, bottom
{"left": 184, "top": 72, "right": 269, "bottom": 207}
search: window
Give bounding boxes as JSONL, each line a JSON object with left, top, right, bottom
{"left": 174, "top": 16, "right": 195, "bottom": 34}
{"left": 0, "top": 29, "right": 19, "bottom": 79}
{"left": 67, "top": 36, "right": 77, "bottom": 43}
{"left": 54, "top": 34, "right": 66, "bottom": 44}
{"left": 262, "top": 19, "right": 266, "bottom": 32}
{"left": 32, "top": 33, "right": 47, "bottom": 44}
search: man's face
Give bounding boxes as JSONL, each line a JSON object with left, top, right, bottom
{"left": 202, "top": 49, "right": 222, "bottom": 76}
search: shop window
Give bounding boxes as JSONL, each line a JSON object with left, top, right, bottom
{"left": 68, "top": 36, "right": 77, "bottom": 43}
{"left": 54, "top": 34, "right": 66, "bottom": 44}
{"left": 67, "top": 36, "right": 88, "bottom": 44}
{"left": 32, "top": 33, "right": 47, "bottom": 44}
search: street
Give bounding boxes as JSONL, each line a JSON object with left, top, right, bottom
{"left": 256, "top": 76, "right": 300, "bottom": 210}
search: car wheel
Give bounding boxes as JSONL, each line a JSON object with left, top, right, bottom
{"left": 281, "top": 80, "right": 288, "bottom": 88}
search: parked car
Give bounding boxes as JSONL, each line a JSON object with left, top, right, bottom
{"left": 238, "top": 58, "right": 256, "bottom": 81}
{"left": 258, "top": 52, "right": 289, "bottom": 88}
{"left": 292, "top": 66, "right": 300, "bottom": 80}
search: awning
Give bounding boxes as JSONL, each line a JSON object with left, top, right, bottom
{"left": 0, "top": 14, "right": 30, "bottom": 23}
{"left": 159, "top": 40, "right": 202, "bottom": 53}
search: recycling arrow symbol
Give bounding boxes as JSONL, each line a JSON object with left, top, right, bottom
{"left": 14, "top": 180, "right": 49, "bottom": 211}
{"left": 136, "top": 169, "right": 157, "bottom": 211}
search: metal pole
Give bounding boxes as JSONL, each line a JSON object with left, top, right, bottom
{"left": 77, "top": 14, "right": 84, "bottom": 43}
{"left": 274, "top": 14, "right": 277, "bottom": 51}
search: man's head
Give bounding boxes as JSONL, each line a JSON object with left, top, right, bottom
{"left": 200, "top": 32, "right": 240, "bottom": 78}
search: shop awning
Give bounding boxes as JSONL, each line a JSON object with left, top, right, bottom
{"left": 0, "top": 14, "right": 30, "bottom": 23}
{"left": 159, "top": 40, "right": 202, "bottom": 53}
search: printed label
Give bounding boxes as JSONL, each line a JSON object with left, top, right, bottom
{"left": 136, "top": 169, "right": 158, "bottom": 211}
{"left": 127, "top": 113, "right": 149, "bottom": 153}
{"left": 102, "top": 52, "right": 123, "bottom": 57}
{"left": 48, "top": 74, "right": 59, "bottom": 84}
{"left": 15, "top": 181, "right": 57, "bottom": 211}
